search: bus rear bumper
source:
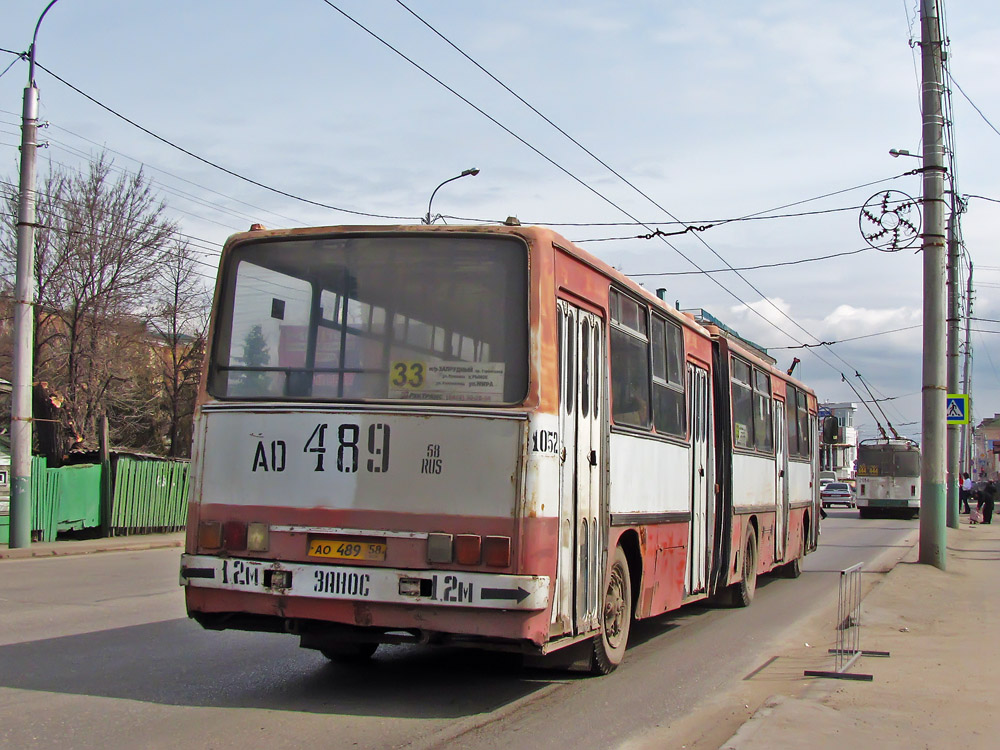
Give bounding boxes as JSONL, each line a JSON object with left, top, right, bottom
{"left": 180, "top": 553, "right": 550, "bottom": 610}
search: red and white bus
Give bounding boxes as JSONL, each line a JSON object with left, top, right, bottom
{"left": 180, "top": 224, "right": 819, "bottom": 674}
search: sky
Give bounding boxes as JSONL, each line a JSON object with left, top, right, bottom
{"left": 2, "top": 0, "right": 999, "bottom": 442}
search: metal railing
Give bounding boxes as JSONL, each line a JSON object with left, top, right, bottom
{"left": 805, "top": 562, "right": 889, "bottom": 681}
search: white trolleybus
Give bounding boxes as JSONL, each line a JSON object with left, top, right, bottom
{"left": 180, "top": 224, "right": 820, "bottom": 674}
{"left": 856, "top": 437, "right": 921, "bottom": 519}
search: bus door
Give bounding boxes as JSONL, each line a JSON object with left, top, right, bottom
{"left": 687, "top": 364, "right": 712, "bottom": 594}
{"left": 774, "top": 399, "right": 790, "bottom": 561}
{"left": 556, "top": 301, "right": 604, "bottom": 635}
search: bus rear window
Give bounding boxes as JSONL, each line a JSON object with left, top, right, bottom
{"left": 209, "top": 233, "right": 529, "bottom": 404}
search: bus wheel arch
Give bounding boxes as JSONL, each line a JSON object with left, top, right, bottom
{"left": 614, "top": 529, "right": 643, "bottom": 615}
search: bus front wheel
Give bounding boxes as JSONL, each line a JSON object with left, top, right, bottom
{"left": 591, "top": 546, "right": 632, "bottom": 675}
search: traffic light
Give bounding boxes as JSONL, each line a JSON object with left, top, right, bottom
{"left": 823, "top": 415, "right": 841, "bottom": 444}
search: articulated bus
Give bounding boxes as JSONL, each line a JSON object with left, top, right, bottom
{"left": 856, "top": 437, "right": 921, "bottom": 519}
{"left": 180, "top": 224, "right": 819, "bottom": 674}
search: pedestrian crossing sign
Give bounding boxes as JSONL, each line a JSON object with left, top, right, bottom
{"left": 947, "top": 394, "right": 969, "bottom": 424}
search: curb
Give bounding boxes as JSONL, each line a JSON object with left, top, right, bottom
{"left": 0, "top": 536, "right": 184, "bottom": 560}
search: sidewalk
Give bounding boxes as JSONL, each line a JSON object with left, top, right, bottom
{"left": 718, "top": 516, "right": 1000, "bottom": 750}
{"left": 0, "top": 530, "right": 184, "bottom": 560}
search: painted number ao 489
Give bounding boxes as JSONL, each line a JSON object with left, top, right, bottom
{"left": 251, "top": 422, "right": 391, "bottom": 474}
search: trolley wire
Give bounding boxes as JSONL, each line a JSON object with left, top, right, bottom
{"left": 30, "top": 60, "right": 418, "bottom": 222}
{"left": 378, "top": 0, "right": 917, "bottom": 399}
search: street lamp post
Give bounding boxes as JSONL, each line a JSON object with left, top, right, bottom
{"left": 423, "top": 168, "right": 479, "bottom": 225}
{"left": 10, "top": 0, "right": 62, "bottom": 548}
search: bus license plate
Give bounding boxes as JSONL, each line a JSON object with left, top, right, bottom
{"left": 308, "top": 537, "right": 386, "bottom": 561}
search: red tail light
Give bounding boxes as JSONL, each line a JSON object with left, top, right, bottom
{"left": 223, "top": 521, "right": 247, "bottom": 551}
{"left": 454, "top": 535, "right": 482, "bottom": 565}
{"left": 483, "top": 536, "right": 511, "bottom": 567}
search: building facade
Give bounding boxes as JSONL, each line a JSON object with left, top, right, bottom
{"left": 972, "top": 413, "right": 1000, "bottom": 481}
{"left": 819, "top": 401, "right": 859, "bottom": 481}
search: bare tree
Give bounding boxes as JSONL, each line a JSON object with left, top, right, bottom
{"left": 1, "top": 153, "right": 177, "bottom": 459}
{"left": 147, "top": 240, "right": 210, "bottom": 457}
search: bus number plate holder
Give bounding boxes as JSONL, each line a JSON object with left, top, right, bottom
{"left": 307, "top": 536, "right": 387, "bottom": 561}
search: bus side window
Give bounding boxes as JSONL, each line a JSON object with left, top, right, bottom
{"left": 651, "top": 315, "right": 685, "bottom": 437}
{"left": 731, "top": 357, "right": 754, "bottom": 449}
{"left": 609, "top": 290, "right": 650, "bottom": 429}
{"left": 753, "top": 369, "right": 773, "bottom": 452}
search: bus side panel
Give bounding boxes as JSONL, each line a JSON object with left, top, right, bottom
{"left": 607, "top": 433, "right": 692, "bottom": 618}
{"left": 731, "top": 452, "right": 777, "bottom": 573}
{"left": 787, "top": 460, "right": 815, "bottom": 552}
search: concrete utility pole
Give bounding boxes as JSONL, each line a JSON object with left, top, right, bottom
{"left": 946, "top": 202, "right": 961, "bottom": 530}
{"left": 961, "top": 264, "right": 973, "bottom": 470}
{"left": 918, "top": 0, "right": 948, "bottom": 569}
{"left": 9, "top": 0, "right": 61, "bottom": 549}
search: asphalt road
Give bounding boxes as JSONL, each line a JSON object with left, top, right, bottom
{"left": 0, "top": 509, "right": 916, "bottom": 750}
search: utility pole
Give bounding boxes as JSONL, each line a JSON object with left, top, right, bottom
{"left": 9, "top": 0, "right": 61, "bottom": 548}
{"left": 946, "top": 201, "right": 961, "bottom": 530}
{"left": 960, "top": 263, "right": 974, "bottom": 474}
{"left": 918, "top": 0, "right": 948, "bottom": 569}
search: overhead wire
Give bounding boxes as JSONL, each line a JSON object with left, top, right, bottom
{"left": 30, "top": 60, "right": 419, "bottom": 221}
{"left": 380, "top": 0, "right": 907, "bottom": 402}
{"left": 767, "top": 324, "right": 922, "bottom": 350}
{"left": 8, "top": 14, "right": 924, "bottom": 416}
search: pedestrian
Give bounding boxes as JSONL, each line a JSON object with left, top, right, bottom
{"left": 981, "top": 480, "right": 997, "bottom": 525}
{"left": 960, "top": 472, "right": 973, "bottom": 514}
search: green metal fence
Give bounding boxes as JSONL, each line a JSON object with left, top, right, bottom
{"left": 31, "top": 457, "right": 60, "bottom": 542}
{"left": 110, "top": 457, "right": 190, "bottom": 535}
{"left": 28, "top": 457, "right": 102, "bottom": 542}
{"left": 1, "top": 456, "right": 191, "bottom": 543}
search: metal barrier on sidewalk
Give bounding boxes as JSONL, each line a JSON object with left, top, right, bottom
{"left": 804, "top": 562, "right": 890, "bottom": 681}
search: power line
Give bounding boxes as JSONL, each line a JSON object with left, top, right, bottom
{"left": 626, "top": 247, "right": 869, "bottom": 276}
{"left": 0, "top": 178, "right": 223, "bottom": 263}
{"left": 379, "top": 0, "right": 903, "bottom": 400}
{"left": 966, "top": 194, "right": 1000, "bottom": 206}
{"left": 768, "top": 324, "right": 922, "bottom": 350}
{"left": 31, "top": 60, "right": 418, "bottom": 221}
{"left": 948, "top": 71, "right": 1000, "bottom": 138}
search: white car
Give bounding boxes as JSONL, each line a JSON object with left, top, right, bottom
{"left": 821, "top": 482, "right": 856, "bottom": 508}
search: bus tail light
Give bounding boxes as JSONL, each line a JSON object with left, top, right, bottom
{"left": 483, "top": 536, "right": 511, "bottom": 567}
{"left": 198, "top": 521, "right": 222, "bottom": 550}
{"left": 247, "top": 522, "right": 269, "bottom": 552}
{"left": 454, "top": 535, "right": 482, "bottom": 565}
{"left": 223, "top": 521, "right": 247, "bottom": 551}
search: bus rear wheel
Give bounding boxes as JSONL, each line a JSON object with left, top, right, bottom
{"left": 591, "top": 546, "right": 632, "bottom": 675}
{"left": 729, "top": 531, "right": 758, "bottom": 607}
{"left": 781, "top": 527, "right": 803, "bottom": 579}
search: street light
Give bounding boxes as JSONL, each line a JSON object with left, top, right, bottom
{"left": 889, "top": 148, "right": 922, "bottom": 159}
{"left": 423, "top": 168, "right": 480, "bottom": 225}
{"left": 10, "top": 0, "right": 62, "bottom": 549}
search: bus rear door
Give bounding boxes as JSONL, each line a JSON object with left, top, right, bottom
{"left": 556, "top": 301, "right": 605, "bottom": 635}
